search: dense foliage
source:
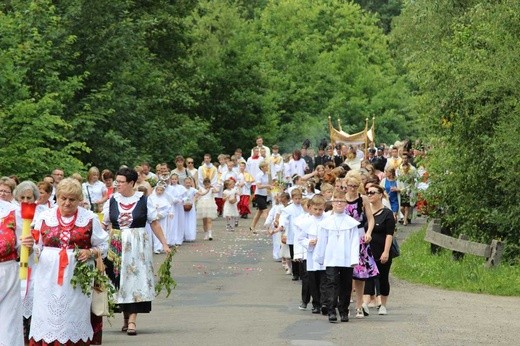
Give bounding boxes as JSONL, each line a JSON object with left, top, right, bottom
{"left": 2, "top": 0, "right": 517, "bottom": 261}
{"left": 0, "top": 0, "right": 410, "bottom": 178}
{"left": 391, "top": 0, "right": 520, "bottom": 261}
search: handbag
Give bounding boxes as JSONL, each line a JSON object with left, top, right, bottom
{"left": 183, "top": 203, "right": 193, "bottom": 212}
{"left": 390, "top": 237, "right": 400, "bottom": 258}
{"left": 91, "top": 255, "right": 110, "bottom": 317}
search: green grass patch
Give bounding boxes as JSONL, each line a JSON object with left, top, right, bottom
{"left": 392, "top": 227, "right": 520, "bottom": 296}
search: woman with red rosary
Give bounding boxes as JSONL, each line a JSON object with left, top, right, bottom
{"left": 103, "top": 167, "right": 171, "bottom": 336}
{"left": 29, "top": 178, "right": 109, "bottom": 345}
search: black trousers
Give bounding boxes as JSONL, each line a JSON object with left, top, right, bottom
{"left": 309, "top": 270, "right": 325, "bottom": 308}
{"left": 324, "top": 266, "right": 353, "bottom": 314}
{"left": 300, "top": 260, "right": 310, "bottom": 304}
{"left": 288, "top": 245, "right": 300, "bottom": 278}
{"left": 375, "top": 259, "right": 392, "bottom": 296}
{"left": 364, "top": 276, "right": 381, "bottom": 296}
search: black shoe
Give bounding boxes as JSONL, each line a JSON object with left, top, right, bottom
{"left": 340, "top": 314, "right": 349, "bottom": 322}
{"left": 328, "top": 313, "right": 337, "bottom": 322}
{"left": 321, "top": 306, "right": 328, "bottom": 315}
{"left": 292, "top": 276, "right": 300, "bottom": 281}
{"left": 311, "top": 307, "right": 320, "bottom": 314}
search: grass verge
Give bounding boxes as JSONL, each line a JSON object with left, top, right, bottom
{"left": 392, "top": 227, "right": 520, "bottom": 296}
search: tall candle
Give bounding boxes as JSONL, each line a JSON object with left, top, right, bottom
{"left": 20, "top": 202, "right": 37, "bottom": 280}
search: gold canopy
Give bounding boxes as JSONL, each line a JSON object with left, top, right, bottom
{"left": 328, "top": 116, "right": 375, "bottom": 146}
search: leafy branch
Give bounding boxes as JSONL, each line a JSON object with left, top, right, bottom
{"left": 155, "top": 248, "right": 177, "bottom": 298}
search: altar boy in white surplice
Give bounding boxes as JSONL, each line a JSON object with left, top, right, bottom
{"left": 315, "top": 190, "right": 360, "bottom": 323}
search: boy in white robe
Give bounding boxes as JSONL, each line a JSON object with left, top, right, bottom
{"left": 277, "top": 189, "right": 304, "bottom": 281}
{"left": 315, "top": 190, "right": 360, "bottom": 323}
{"left": 297, "top": 194, "right": 328, "bottom": 314}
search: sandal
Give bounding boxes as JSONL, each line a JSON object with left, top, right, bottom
{"left": 121, "top": 319, "right": 129, "bottom": 332}
{"left": 127, "top": 322, "right": 137, "bottom": 336}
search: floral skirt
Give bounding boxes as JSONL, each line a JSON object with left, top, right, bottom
{"left": 353, "top": 232, "right": 379, "bottom": 280}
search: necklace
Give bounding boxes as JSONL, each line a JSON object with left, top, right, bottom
{"left": 119, "top": 201, "right": 136, "bottom": 211}
{"left": 57, "top": 208, "right": 78, "bottom": 232}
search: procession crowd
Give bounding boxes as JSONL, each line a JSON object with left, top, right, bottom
{"left": 0, "top": 135, "right": 428, "bottom": 344}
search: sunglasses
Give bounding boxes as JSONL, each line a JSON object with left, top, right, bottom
{"left": 366, "top": 191, "right": 380, "bottom": 196}
{"left": 187, "top": 162, "right": 194, "bottom": 164}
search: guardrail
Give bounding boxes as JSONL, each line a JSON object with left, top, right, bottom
{"left": 424, "top": 219, "right": 505, "bottom": 267}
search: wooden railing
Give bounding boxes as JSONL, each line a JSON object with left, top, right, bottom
{"left": 424, "top": 219, "right": 505, "bottom": 267}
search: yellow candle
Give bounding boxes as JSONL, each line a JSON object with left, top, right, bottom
{"left": 20, "top": 202, "right": 37, "bottom": 280}
{"left": 19, "top": 219, "right": 31, "bottom": 279}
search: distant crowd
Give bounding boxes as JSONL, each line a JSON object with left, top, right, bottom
{"left": 0, "top": 135, "right": 430, "bottom": 344}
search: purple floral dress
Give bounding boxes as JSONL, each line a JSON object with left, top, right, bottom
{"left": 346, "top": 195, "right": 379, "bottom": 280}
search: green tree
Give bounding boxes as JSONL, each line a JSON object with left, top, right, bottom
{"left": 258, "top": 0, "right": 413, "bottom": 150}
{"left": 55, "top": 0, "right": 209, "bottom": 168}
{"left": 187, "top": 0, "right": 279, "bottom": 155}
{"left": 391, "top": 0, "right": 520, "bottom": 261}
{"left": 353, "top": 0, "right": 403, "bottom": 34}
{"left": 0, "top": 1, "right": 87, "bottom": 179}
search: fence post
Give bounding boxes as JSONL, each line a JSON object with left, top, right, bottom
{"left": 485, "top": 240, "right": 505, "bottom": 268}
{"left": 430, "top": 219, "right": 443, "bottom": 255}
{"left": 452, "top": 234, "right": 468, "bottom": 261}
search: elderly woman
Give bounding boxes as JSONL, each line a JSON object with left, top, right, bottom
{"left": 103, "top": 168, "right": 171, "bottom": 336}
{"left": 0, "top": 193, "right": 31, "bottom": 345}
{"left": 0, "top": 176, "right": 16, "bottom": 203}
{"left": 13, "top": 180, "right": 40, "bottom": 205}
{"left": 82, "top": 166, "right": 108, "bottom": 213}
{"left": 13, "top": 181, "right": 43, "bottom": 343}
{"left": 29, "top": 178, "right": 109, "bottom": 345}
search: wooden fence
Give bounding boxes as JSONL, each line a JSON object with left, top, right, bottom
{"left": 424, "top": 219, "right": 505, "bottom": 267}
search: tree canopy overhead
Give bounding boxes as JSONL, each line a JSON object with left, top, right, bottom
{"left": 1, "top": 0, "right": 411, "bottom": 179}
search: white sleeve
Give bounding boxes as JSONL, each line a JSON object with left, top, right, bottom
{"left": 314, "top": 226, "right": 328, "bottom": 265}
{"left": 91, "top": 216, "right": 109, "bottom": 258}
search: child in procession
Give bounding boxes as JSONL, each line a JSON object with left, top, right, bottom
{"left": 222, "top": 178, "right": 240, "bottom": 231}
{"left": 277, "top": 189, "right": 304, "bottom": 281}
{"left": 196, "top": 178, "right": 219, "bottom": 240}
{"left": 297, "top": 194, "right": 329, "bottom": 314}
{"left": 315, "top": 190, "right": 361, "bottom": 323}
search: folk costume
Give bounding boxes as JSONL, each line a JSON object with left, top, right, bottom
{"left": 237, "top": 169, "right": 254, "bottom": 218}
{"left": 0, "top": 201, "right": 23, "bottom": 346}
{"left": 30, "top": 207, "right": 108, "bottom": 345}
{"left": 104, "top": 192, "right": 157, "bottom": 316}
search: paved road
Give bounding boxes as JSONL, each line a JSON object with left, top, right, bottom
{"left": 102, "top": 216, "right": 519, "bottom": 345}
